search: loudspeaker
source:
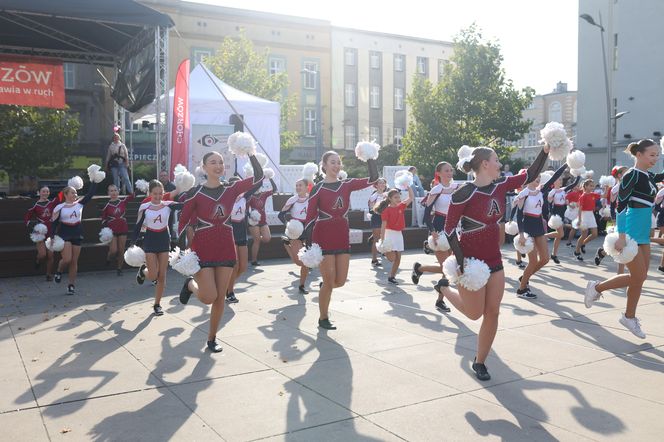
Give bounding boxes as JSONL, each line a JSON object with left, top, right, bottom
{"left": 229, "top": 114, "right": 244, "bottom": 132}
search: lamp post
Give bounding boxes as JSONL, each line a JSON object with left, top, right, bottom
{"left": 301, "top": 68, "right": 323, "bottom": 162}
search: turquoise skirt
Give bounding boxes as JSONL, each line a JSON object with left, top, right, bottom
{"left": 618, "top": 207, "right": 651, "bottom": 245}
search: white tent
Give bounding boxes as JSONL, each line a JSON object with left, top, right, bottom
{"left": 136, "top": 63, "right": 281, "bottom": 174}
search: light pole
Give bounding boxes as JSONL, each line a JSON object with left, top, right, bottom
{"left": 301, "top": 68, "right": 323, "bottom": 162}
{"left": 580, "top": 12, "right": 612, "bottom": 172}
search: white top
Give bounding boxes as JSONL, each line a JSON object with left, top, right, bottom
{"left": 285, "top": 195, "right": 308, "bottom": 221}
{"left": 610, "top": 183, "right": 620, "bottom": 203}
{"left": 138, "top": 201, "right": 176, "bottom": 232}
{"left": 53, "top": 202, "right": 83, "bottom": 226}
{"left": 231, "top": 196, "right": 247, "bottom": 222}
{"left": 518, "top": 188, "right": 544, "bottom": 216}
{"left": 368, "top": 191, "right": 385, "bottom": 211}
{"left": 548, "top": 188, "right": 566, "bottom": 206}
{"left": 429, "top": 182, "right": 458, "bottom": 215}
{"left": 655, "top": 188, "right": 664, "bottom": 205}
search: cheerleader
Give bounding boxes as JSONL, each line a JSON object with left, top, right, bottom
{"left": 178, "top": 152, "right": 264, "bottom": 352}
{"left": 278, "top": 178, "right": 310, "bottom": 293}
{"left": 584, "top": 139, "right": 664, "bottom": 338}
{"left": 367, "top": 178, "right": 388, "bottom": 266}
{"left": 546, "top": 175, "right": 581, "bottom": 262}
{"left": 514, "top": 164, "right": 567, "bottom": 298}
{"left": 437, "top": 144, "right": 549, "bottom": 380}
{"left": 594, "top": 167, "right": 628, "bottom": 273}
{"left": 564, "top": 184, "right": 582, "bottom": 247}
{"left": 24, "top": 186, "right": 61, "bottom": 280}
{"left": 248, "top": 178, "right": 277, "bottom": 266}
{"left": 375, "top": 186, "right": 414, "bottom": 284}
{"left": 51, "top": 179, "right": 98, "bottom": 295}
{"left": 412, "top": 161, "right": 456, "bottom": 312}
{"left": 655, "top": 188, "right": 664, "bottom": 272}
{"left": 304, "top": 151, "right": 379, "bottom": 330}
{"left": 574, "top": 179, "right": 602, "bottom": 261}
{"left": 101, "top": 184, "right": 133, "bottom": 276}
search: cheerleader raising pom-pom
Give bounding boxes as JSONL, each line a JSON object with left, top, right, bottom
{"left": 174, "top": 170, "right": 195, "bottom": 193}
{"left": 302, "top": 162, "right": 318, "bottom": 181}
{"left": 394, "top": 170, "right": 414, "bottom": 190}
{"left": 504, "top": 221, "right": 519, "bottom": 236}
{"left": 603, "top": 232, "right": 638, "bottom": 264}
{"left": 263, "top": 167, "right": 275, "bottom": 180}
{"left": 338, "top": 170, "right": 348, "bottom": 180}
{"left": 124, "top": 245, "right": 146, "bottom": 267}
{"left": 539, "top": 122, "right": 572, "bottom": 161}
{"left": 45, "top": 235, "right": 65, "bottom": 252}
{"left": 228, "top": 131, "right": 257, "bottom": 157}
{"left": 427, "top": 232, "right": 450, "bottom": 252}
{"left": 99, "top": 227, "right": 113, "bottom": 245}
{"left": 248, "top": 209, "right": 261, "bottom": 226}
{"left": 87, "top": 164, "right": 106, "bottom": 183}
{"left": 33, "top": 223, "right": 48, "bottom": 235}
{"left": 570, "top": 166, "right": 587, "bottom": 178}
{"left": 599, "top": 207, "right": 612, "bottom": 218}
{"left": 442, "top": 255, "right": 491, "bottom": 291}
{"left": 285, "top": 220, "right": 304, "bottom": 240}
{"left": 567, "top": 150, "right": 586, "bottom": 170}
{"left": 297, "top": 243, "right": 324, "bottom": 268}
{"left": 548, "top": 215, "right": 564, "bottom": 230}
{"left": 68, "top": 176, "right": 84, "bottom": 190}
{"left": 172, "top": 249, "right": 201, "bottom": 276}
{"left": 135, "top": 179, "right": 149, "bottom": 194}
{"left": 30, "top": 232, "right": 45, "bottom": 243}
{"left": 255, "top": 153, "right": 269, "bottom": 167}
{"left": 513, "top": 234, "right": 535, "bottom": 254}
{"left": 173, "top": 164, "right": 188, "bottom": 175}
{"left": 456, "top": 145, "right": 475, "bottom": 172}
{"left": 376, "top": 237, "right": 394, "bottom": 254}
{"left": 354, "top": 141, "right": 380, "bottom": 162}
{"left": 599, "top": 175, "right": 616, "bottom": 188}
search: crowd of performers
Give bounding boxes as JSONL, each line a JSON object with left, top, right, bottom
{"left": 24, "top": 131, "right": 664, "bottom": 381}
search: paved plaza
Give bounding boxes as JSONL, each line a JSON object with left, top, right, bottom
{"left": 1, "top": 246, "right": 664, "bottom": 441}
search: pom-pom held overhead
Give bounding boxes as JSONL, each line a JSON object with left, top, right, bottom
{"left": 394, "top": 170, "right": 414, "bottom": 190}
{"left": 194, "top": 166, "right": 207, "bottom": 184}
{"left": 584, "top": 170, "right": 594, "bottom": 179}
{"left": 45, "top": 235, "right": 65, "bottom": 252}
{"left": 172, "top": 249, "right": 201, "bottom": 276}
{"left": 135, "top": 179, "right": 149, "bottom": 194}
{"left": 505, "top": 221, "right": 519, "bottom": 236}
{"left": 442, "top": 255, "right": 490, "bottom": 291}
{"left": 427, "top": 232, "right": 450, "bottom": 252}
{"left": 540, "top": 171, "right": 554, "bottom": 185}
{"left": 248, "top": 209, "right": 261, "bottom": 226}
{"left": 599, "top": 175, "right": 616, "bottom": 188}
{"left": 243, "top": 162, "right": 254, "bottom": 178}
{"left": 30, "top": 232, "right": 45, "bottom": 243}
{"left": 376, "top": 238, "right": 394, "bottom": 254}
{"left": 285, "top": 220, "right": 304, "bottom": 240}
{"left": 87, "top": 164, "right": 105, "bottom": 183}
{"left": 570, "top": 166, "right": 587, "bottom": 178}
{"left": 539, "top": 121, "right": 572, "bottom": 161}
{"left": 263, "top": 168, "right": 275, "bottom": 180}
{"left": 174, "top": 171, "right": 195, "bottom": 193}
{"left": 173, "top": 164, "right": 187, "bottom": 176}
{"left": 566, "top": 150, "right": 586, "bottom": 170}
{"left": 123, "top": 245, "right": 145, "bottom": 267}
{"left": 33, "top": 223, "right": 48, "bottom": 235}
{"left": 354, "top": 141, "right": 381, "bottom": 162}
{"left": 513, "top": 234, "right": 534, "bottom": 254}
{"left": 68, "top": 176, "right": 84, "bottom": 190}
{"left": 255, "top": 152, "right": 269, "bottom": 168}
{"left": 227, "top": 131, "right": 257, "bottom": 157}
{"left": 548, "top": 215, "right": 564, "bottom": 230}
{"left": 338, "top": 170, "right": 348, "bottom": 180}
{"left": 603, "top": 232, "right": 639, "bottom": 264}
{"left": 297, "top": 243, "right": 324, "bottom": 268}
{"left": 99, "top": 227, "right": 113, "bottom": 245}
{"left": 456, "top": 145, "right": 475, "bottom": 172}
{"left": 302, "top": 162, "right": 318, "bottom": 180}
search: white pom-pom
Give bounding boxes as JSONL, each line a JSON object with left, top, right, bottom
{"left": 442, "top": 255, "right": 461, "bottom": 284}
{"left": 567, "top": 151, "right": 586, "bottom": 170}
{"left": 135, "top": 179, "right": 149, "bottom": 193}
{"left": 99, "top": 227, "right": 113, "bottom": 244}
{"left": 68, "top": 176, "right": 84, "bottom": 190}
{"left": 548, "top": 215, "right": 564, "bottom": 230}
{"left": 255, "top": 153, "right": 269, "bottom": 167}
{"left": 584, "top": 170, "right": 594, "bottom": 179}
{"left": 394, "top": 170, "right": 414, "bottom": 190}
{"left": 302, "top": 162, "right": 319, "bottom": 180}
{"left": 173, "top": 164, "right": 187, "bottom": 175}
{"left": 571, "top": 218, "right": 588, "bottom": 230}
{"left": 172, "top": 249, "right": 201, "bottom": 276}
{"left": 540, "top": 122, "right": 572, "bottom": 161}
{"left": 248, "top": 209, "right": 261, "bottom": 226}
{"left": 30, "top": 232, "right": 45, "bottom": 243}
{"left": 243, "top": 162, "right": 254, "bottom": 178}
{"left": 297, "top": 243, "right": 324, "bottom": 268}
{"left": 355, "top": 141, "right": 381, "bottom": 162}
{"left": 599, "top": 207, "right": 612, "bottom": 218}
{"left": 169, "top": 246, "right": 181, "bottom": 267}
{"left": 285, "top": 220, "right": 304, "bottom": 240}
{"left": 228, "top": 131, "right": 257, "bottom": 157}
{"left": 338, "top": 170, "right": 348, "bottom": 180}
{"left": 661, "top": 137, "right": 664, "bottom": 154}
{"left": 442, "top": 255, "right": 490, "bottom": 291}
{"left": 92, "top": 170, "right": 106, "bottom": 183}
{"left": 194, "top": 166, "right": 207, "bottom": 184}
{"left": 175, "top": 171, "right": 195, "bottom": 192}
{"left": 456, "top": 145, "right": 475, "bottom": 172}
{"left": 564, "top": 207, "right": 579, "bottom": 221}
{"left": 505, "top": 221, "right": 519, "bottom": 236}
{"left": 540, "top": 171, "right": 554, "bottom": 185}
{"left": 376, "top": 238, "right": 394, "bottom": 254}
{"left": 123, "top": 245, "right": 145, "bottom": 267}
{"left": 513, "top": 234, "right": 534, "bottom": 254}
{"left": 427, "top": 232, "right": 450, "bottom": 252}
{"left": 603, "top": 232, "right": 638, "bottom": 264}
{"left": 599, "top": 175, "right": 616, "bottom": 187}
{"left": 33, "top": 223, "right": 48, "bottom": 235}
{"left": 570, "top": 166, "right": 586, "bottom": 178}
{"left": 263, "top": 168, "right": 275, "bottom": 180}
{"left": 45, "top": 235, "right": 65, "bottom": 252}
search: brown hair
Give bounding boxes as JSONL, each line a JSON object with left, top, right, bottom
{"left": 462, "top": 147, "right": 494, "bottom": 173}
{"left": 149, "top": 179, "right": 164, "bottom": 193}
{"left": 625, "top": 139, "right": 656, "bottom": 156}
{"left": 107, "top": 184, "right": 118, "bottom": 192}
{"left": 202, "top": 151, "right": 223, "bottom": 164}
{"left": 319, "top": 150, "right": 339, "bottom": 173}
{"left": 582, "top": 178, "right": 594, "bottom": 190}
{"left": 62, "top": 186, "right": 75, "bottom": 196}
{"left": 374, "top": 188, "right": 400, "bottom": 214}
{"left": 434, "top": 161, "right": 452, "bottom": 184}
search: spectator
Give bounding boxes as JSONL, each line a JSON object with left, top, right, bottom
{"left": 105, "top": 134, "right": 133, "bottom": 194}
{"left": 502, "top": 164, "right": 514, "bottom": 177}
{"left": 408, "top": 166, "right": 425, "bottom": 197}
{"left": 159, "top": 170, "right": 176, "bottom": 192}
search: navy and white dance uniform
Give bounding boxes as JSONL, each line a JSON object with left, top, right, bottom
{"left": 278, "top": 195, "right": 309, "bottom": 240}
{"left": 134, "top": 201, "right": 182, "bottom": 253}
{"left": 51, "top": 182, "right": 97, "bottom": 246}
{"left": 516, "top": 165, "right": 567, "bottom": 237}
{"left": 547, "top": 176, "right": 581, "bottom": 219}
{"left": 367, "top": 191, "right": 386, "bottom": 229}
{"left": 616, "top": 168, "right": 664, "bottom": 245}
{"left": 424, "top": 182, "right": 458, "bottom": 232}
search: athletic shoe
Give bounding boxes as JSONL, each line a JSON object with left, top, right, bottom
{"left": 226, "top": 292, "right": 239, "bottom": 304}
{"left": 179, "top": 276, "right": 194, "bottom": 304}
{"left": 371, "top": 259, "right": 382, "bottom": 267}
{"left": 136, "top": 264, "right": 146, "bottom": 285}
{"left": 280, "top": 235, "right": 290, "bottom": 246}
{"left": 67, "top": 284, "right": 75, "bottom": 296}
{"left": 594, "top": 248, "right": 606, "bottom": 266}
{"left": 581, "top": 245, "right": 586, "bottom": 254}
{"left": 153, "top": 304, "right": 164, "bottom": 316}
{"left": 318, "top": 318, "right": 337, "bottom": 330}
{"left": 387, "top": 276, "right": 398, "bottom": 285}
{"left": 659, "top": 266, "right": 664, "bottom": 273}
{"left": 207, "top": 339, "right": 223, "bottom": 353}
{"left": 517, "top": 287, "right": 537, "bottom": 299}
{"left": 411, "top": 262, "right": 423, "bottom": 285}
{"left": 298, "top": 285, "right": 309, "bottom": 294}
{"left": 584, "top": 281, "right": 601, "bottom": 308}
{"left": 619, "top": 313, "right": 646, "bottom": 339}
{"left": 54, "top": 272, "right": 62, "bottom": 284}
{"left": 520, "top": 253, "right": 526, "bottom": 258}
{"left": 574, "top": 252, "right": 583, "bottom": 261}
{"left": 566, "top": 242, "right": 573, "bottom": 247}
{"left": 551, "top": 255, "right": 560, "bottom": 264}
{"left": 423, "top": 240, "right": 433, "bottom": 255}
{"left": 435, "top": 299, "right": 451, "bottom": 313}
{"left": 517, "top": 261, "right": 526, "bottom": 269}
{"left": 151, "top": 279, "right": 157, "bottom": 286}
{"left": 472, "top": 358, "right": 491, "bottom": 381}
{"left": 251, "top": 261, "right": 260, "bottom": 266}
{"left": 116, "top": 269, "right": 123, "bottom": 276}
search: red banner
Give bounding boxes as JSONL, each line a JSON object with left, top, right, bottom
{"left": 170, "top": 59, "right": 190, "bottom": 178}
{"left": 0, "top": 57, "right": 65, "bottom": 109}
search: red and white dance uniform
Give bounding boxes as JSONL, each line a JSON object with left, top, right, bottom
{"left": 101, "top": 194, "right": 134, "bottom": 236}
{"left": 135, "top": 201, "right": 180, "bottom": 253}
{"left": 248, "top": 187, "right": 274, "bottom": 227}
{"left": 426, "top": 182, "right": 458, "bottom": 231}
{"left": 25, "top": 197, "right": 61, "bottom": 236}
{"left": 381, "top": 202, "right": 408, "bottom": 252}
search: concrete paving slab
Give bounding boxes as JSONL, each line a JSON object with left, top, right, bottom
{"left": 0, "top": 409, "right": 49, "bottom": 442}
{"left": 261, "top": 417, "right": 403, "bottom": 442}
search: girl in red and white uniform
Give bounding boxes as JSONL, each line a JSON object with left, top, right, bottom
{"left": 51, "top": 179, "right": 98, "bottom": 295}
{"left": 546, "top": 174, "right": 580, "bottom": 262}
{"left": 594, "top": 166, "right": 629, "bottom": 274}
{"left": 304, "top": 151, "right": 379, "bottom": 330}
{"left": 178, "top": 152, "right": 264, "bottom": 352}
{"left": 101, "top": 184, "right": 134, "bottom": 276}
{"left": 437, "top": 145, "right": 549, "bottom": 381}
{"left": 574, "top": 179, "right": 602, "bottom": 261}
{"left": 24, "top": 186, "right": 62, "bottom": 280}
{"left": 367, "top": 178, "right": 387, "bottom": 267}
{"left": 278, "top": 178, "right": 310, "bottom": 293}
{"left": 248, "top": 178, "right": 277, "bottom": 266}
{"left": 564, "top": 185, "right": 582, "bottom": 247}
{"left": 376, "top": 186, "right": 414, "bottom": 284}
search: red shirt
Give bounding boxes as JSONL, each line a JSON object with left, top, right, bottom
{"left": 566, "top": 190, "right": 581, "bottom": 204}
{"left": 381, "top": 202, "right": 407, "bottom": 231}
{"left": 579, "top": 192, "right": 600, "bottom": 211}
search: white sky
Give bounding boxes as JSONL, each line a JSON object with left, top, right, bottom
{"left": 187, "top": 0, "right": 579, "bottom": 95}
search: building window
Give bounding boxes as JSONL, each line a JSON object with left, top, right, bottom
{"left": 305, "top": 108, "right": 317, "bottom": 137}
{"left": 370, "top": 51, "right": 380, "bottom": 69}
{"left": 303, "top": 61, "right": 318, "bottom": 90}
{"left": 370, "top": 126, "right": 380, "bottom": 142}
{"left": 370, "top": 86, "right": 381, "bottom": 109}
{"left": 345, "top": 48, "right": 356, "bottom": 66}
{"left": 549, "top": 101, "right": 562, "bottom": 122}
{"left": 438, "top": 59, "right": 449, "bottom": 81}
{"left": 345, "top": 83, "right": 356, "bottom": 107}
{"left": 63, "top": 63, "right": 75, "bottom": 89}
{"left": 394, "top": 54, "right": 404, "bottom": 72}
{"left": 345, "top": 125, "right": 356, "bottom": 149}
{"left": 191, "top": 48, "right": 213, "bottom": 67}
{"left": 527, "top": 101, "right": 536, "bottom": 110}
{"left": 394, "top": 88, "right": 404, "bottom": 110}
{"left": 527, "top": 132, "right": 537, "bottom": 146}
{"left": 417, "top": 57, "right": 428, "bottom": 75}
{"left": 394, "top": 128, "right": 404, "bottom": 147}
{"left": 269, "top": 57, "right": 285, "bottom": 75}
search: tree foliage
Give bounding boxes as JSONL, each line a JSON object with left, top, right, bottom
{"left": 205, "top": 33, "right": 298, "bottom": 151}
{"left": 401, "top": 25, "right": 534, "bottom": 178}
{"left": 342, "top": 143, "right": 401, "bottom": 178}
{"left": 0, "top": 105, "right": 80, "bottom": 178}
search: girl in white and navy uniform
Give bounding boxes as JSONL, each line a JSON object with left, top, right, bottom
{"left": 279, "top": 178, "right": 310, "bottom": 293}
{"left": 546, "top": 174, "right": 580, "bottom": 262}
{"left": 367, "top": 178, "right": 387, "bottom": 266}
{"left": 51, "top": 179, "right": 98, "bottom": 295}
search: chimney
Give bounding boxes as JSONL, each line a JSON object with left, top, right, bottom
{"left": 555, "top": 82, "right": 568, "bottom": 93}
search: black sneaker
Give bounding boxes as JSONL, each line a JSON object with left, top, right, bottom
{"left": 411, "top": 262, "right": 423, "bottom": 285}
{"left": 423, "top": 240, "right": 433, "bottom": 255}
{"left": 517, "top": 287, "right": 537, "bottom": 299}
{"left": 226, "top": 292, "right": 239, "bottom": 304}
{"left": 581, "top": 245, "right": 586, "bottom": 254}
{"left": 318, "top": 318, "right": 337, "bottom": 330}
{"left": 472, "top": 358, "right": 491, "bottom": 381}
{"left": 116, "top": 269, "right": 123, "bottom": 276}
{"left": 574, "top": 252, "right": 583, "bottom": 261}
{"left": 298, "top": 285, "right": 309, "bottom": 294}
{"left": 387, "top": 276, "right": 398, "bottom": 285}
{"left": 180, "top": 276, "right": 194, "bottom": 304}
{"left": 551, "top": 255, "right": 560, "bottom": 264}
{"left": 594, "top": 248, "right": 606, "bottom": 266}
{"left": 207, "top": 339, "right": 223, "bottom": 353}
{"left": 520, "top": 253, "right": 526, "bottom": 258}
{"left": 153, "top": 304, "right": 164, "bottom": 316}
{"left": 54, "top": 272, "right": 62, "bottom": 284}
{"left": 517, "top": 261, "right": 526, "bottom": 269}
{"left": 371, "top": 259, "right": 382, "bottom": 267}
{"left": 67, "top": 284, "right": 75, "bottom": 295}
{"left": 566, "top": 242, "right": 573, "bottom": 247}
{"left": 518, "top": 276, "right": 528, "bottom": 288}
{"left": 281, "top": 235, "right": 290, "bottom": 246}
{"left": 251, "top": 261, "right": 260, "bottom": 266}
{"left": 435, "top": 299, "right": 451, "bottom": 313}
{"left": 433, "top": 278, "right": 449, "bottom": 295}
{"left": 659, "top": 266, "right": 664, "bottom": 273}
{"left": 136, "top": 264, "right": 146, "bottom": 285}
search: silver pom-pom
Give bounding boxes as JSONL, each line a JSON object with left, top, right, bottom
{"left": 87, "top": 164, "right": 105, "bottom": 183}
{"left": 504, "top": 221, "right": 519, "bottom": 236}
{"left": 599, "top": 207, "right": 612, "bottom": 218}
{"left": 297, "top": 243, "right": 324, "bottom": 268}
{"left": 583, "top": 169, "right": 594, "bottom": 179}
{"left": 442, "top": 255, "right": 490, "bottom": 291}
{"left": 169, "top": 246, "right": 181, "bottom": 267}
{"left": 599, "top": 175, "right": 616, "bottom": 187}
{"left": 123, "top": 245, "right": 145, "bottom": 267}
{"left": 243, "top": 162, "right": 254, "bottom": 178}
{"left": 570, "top": 166, "right": 586, "bottom": 178}
{"left": 30, "top": 232, "right": 45, "bottom": 243}
{"left": 302, "top": 162, "right": 318, "bottom": 181}
{"left": 228, "top": 131, "right": 257, "bottom": 157}
{"left": 33, "top": 223, "right": 48, "bottom": 235}
{"left": 513, "top": 234, "right": 534, "bottom": 254}
{"left": 172, "top": 249, "right": 201, "bottom": 276}
{"left": 427, "top": 232, "right": 450, "bottom": 252}
{"left": 68, "top": 176, "right": 84, "bottom": 190}
{"left": 285, "top": 220, "right": 304, "bottom": 240}
{"left": 255, "top": 152, "right": 269, "bottom": 167}
{"left": 376, "top": 237, "right": 394, "bottom": 254}
{"left": 248, "top": 209, "right": 261, "bottom": 226}
{"left": 603, "top": 232, "right": 638, "bottom": 264}
{"left": 394, "top": 170, "right": 414, "bottom": 190}
{"left": 539, "top": 122, "right": 572, "bottom": 161}
{"left": 135, "top": 179, "right": 149, "bottom": 194}
{"left": 175, "top": 171, "right": 195, "bottom": 193}
{"left": 571, "top": 218, "right": 587, "bottom": 231}
{"left": 99, "top": 227, "right": 113, "bottom": 244}
{"left": 355, "top": 141, "right": 381, "bottom": 162}
{"left": 548, "top": 215, "right": 564, "bottom": 230}
{"left": 564, "top": 207, "right": 579, "bottom": 222}
{"left": 45, "top": 235, "right": 65, "bottom": 252}
{"left": 263, "top": 167, "right": 275, "bottom": 180}
{"left": 173, "top": 164, "right": 188, "bottom": 175}
{"left": 338, "top": 170, "right": 348, "bottom": 180}
{"left": 566, "top": 150, "right": 586, "bottom": 170}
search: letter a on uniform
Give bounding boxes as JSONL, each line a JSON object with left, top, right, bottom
{"left": 487, "top": 199, "right": 501, "bottom": 217}
{"left": 332, "top": 196, "right": 344, "bottom": 210}
{"left": 213, "top": 205, "right": 225, "bottom": 219}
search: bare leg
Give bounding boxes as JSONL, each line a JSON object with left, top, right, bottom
{"left": 552, "top": 227, "right": 563, "bottom": 256}
{"left": 476, "top": 271, "right": 505, "bottom": 363}
{"left": 518, "top": 236, "right": 549, "bottom": 290}
{"left": 371, "top": 228, "right": 381, "bottom": 261}
{"left": 249, "top": 226, "right": 261, "bottom": 262}
{"left": 46, "top": 249, "right": 54, "bottom": 277}
{"left": 390, "top": 251, "right": 401, "bottom": 278}
{"left": 152, "top": 252, "right": 168, "bottom": 306}
{"left": 318, "top": 256, "right": 336, "bottom": 320}
{"left": 57, "top": 242, "right": 72, "bottom": 274}
{"left": 107, "top": 236, "right": 117, "bottom": 262}
{"left": 208, "top": 267, "right": 233, "bottom": 340}
{"left": 116, "top": 235, "right": 127, "bottom": 270}
{"left": 68, "top": 246, "right": 81, "bottom": 285}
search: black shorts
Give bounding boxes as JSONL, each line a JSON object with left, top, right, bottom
{"left": 522, "top": 215, "right": 546, "bottom": 237}
{"left": 432, "top": 214, "right": 446, "bottom": 232}
{"left": 551, "top": 205, "right": 566, "bottom": 218}
{"left": 232, "top": 221, "right": 248, "bottom": 246}
{"left": 59, "top": 224, "right": 82, "bottom": 246}
{"left": 64, "top": 237, "right": 82, "bottom": 246}
{"left": 490, "top": 264, "right": 504, "bottom": 274}
{"left": 200, "top": 260, "right": 236, "bottom": 268}
{"left": 370, "top": 212, "right": 382, "bottom": 229}
{"left": 143, "top": 230, "right": 170, "bottom": 253}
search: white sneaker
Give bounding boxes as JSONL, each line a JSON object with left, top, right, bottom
{"left": 619, "top": 314, "right": 646, "bottom": 339}
{"left": 584, "top": 281, "right": 601, "bottom": 308}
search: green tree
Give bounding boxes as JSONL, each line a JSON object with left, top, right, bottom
{"left": 0, "top": 105, "right": 80, "bottom": 178}
{"left": 205, "top": 33, "right": 298, "bottom": 152}
{"left": 401, "top": 25, "right": 534, "bottom": 178}
{"left": 342, "top": 143, "right": 401, "bottom": 178}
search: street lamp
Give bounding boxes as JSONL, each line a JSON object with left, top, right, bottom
{"left": 301, "top": 68, "right": 323, "bottom": 162}
{"left": 580, "top": 12, "right": 612, "bottom": 171}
